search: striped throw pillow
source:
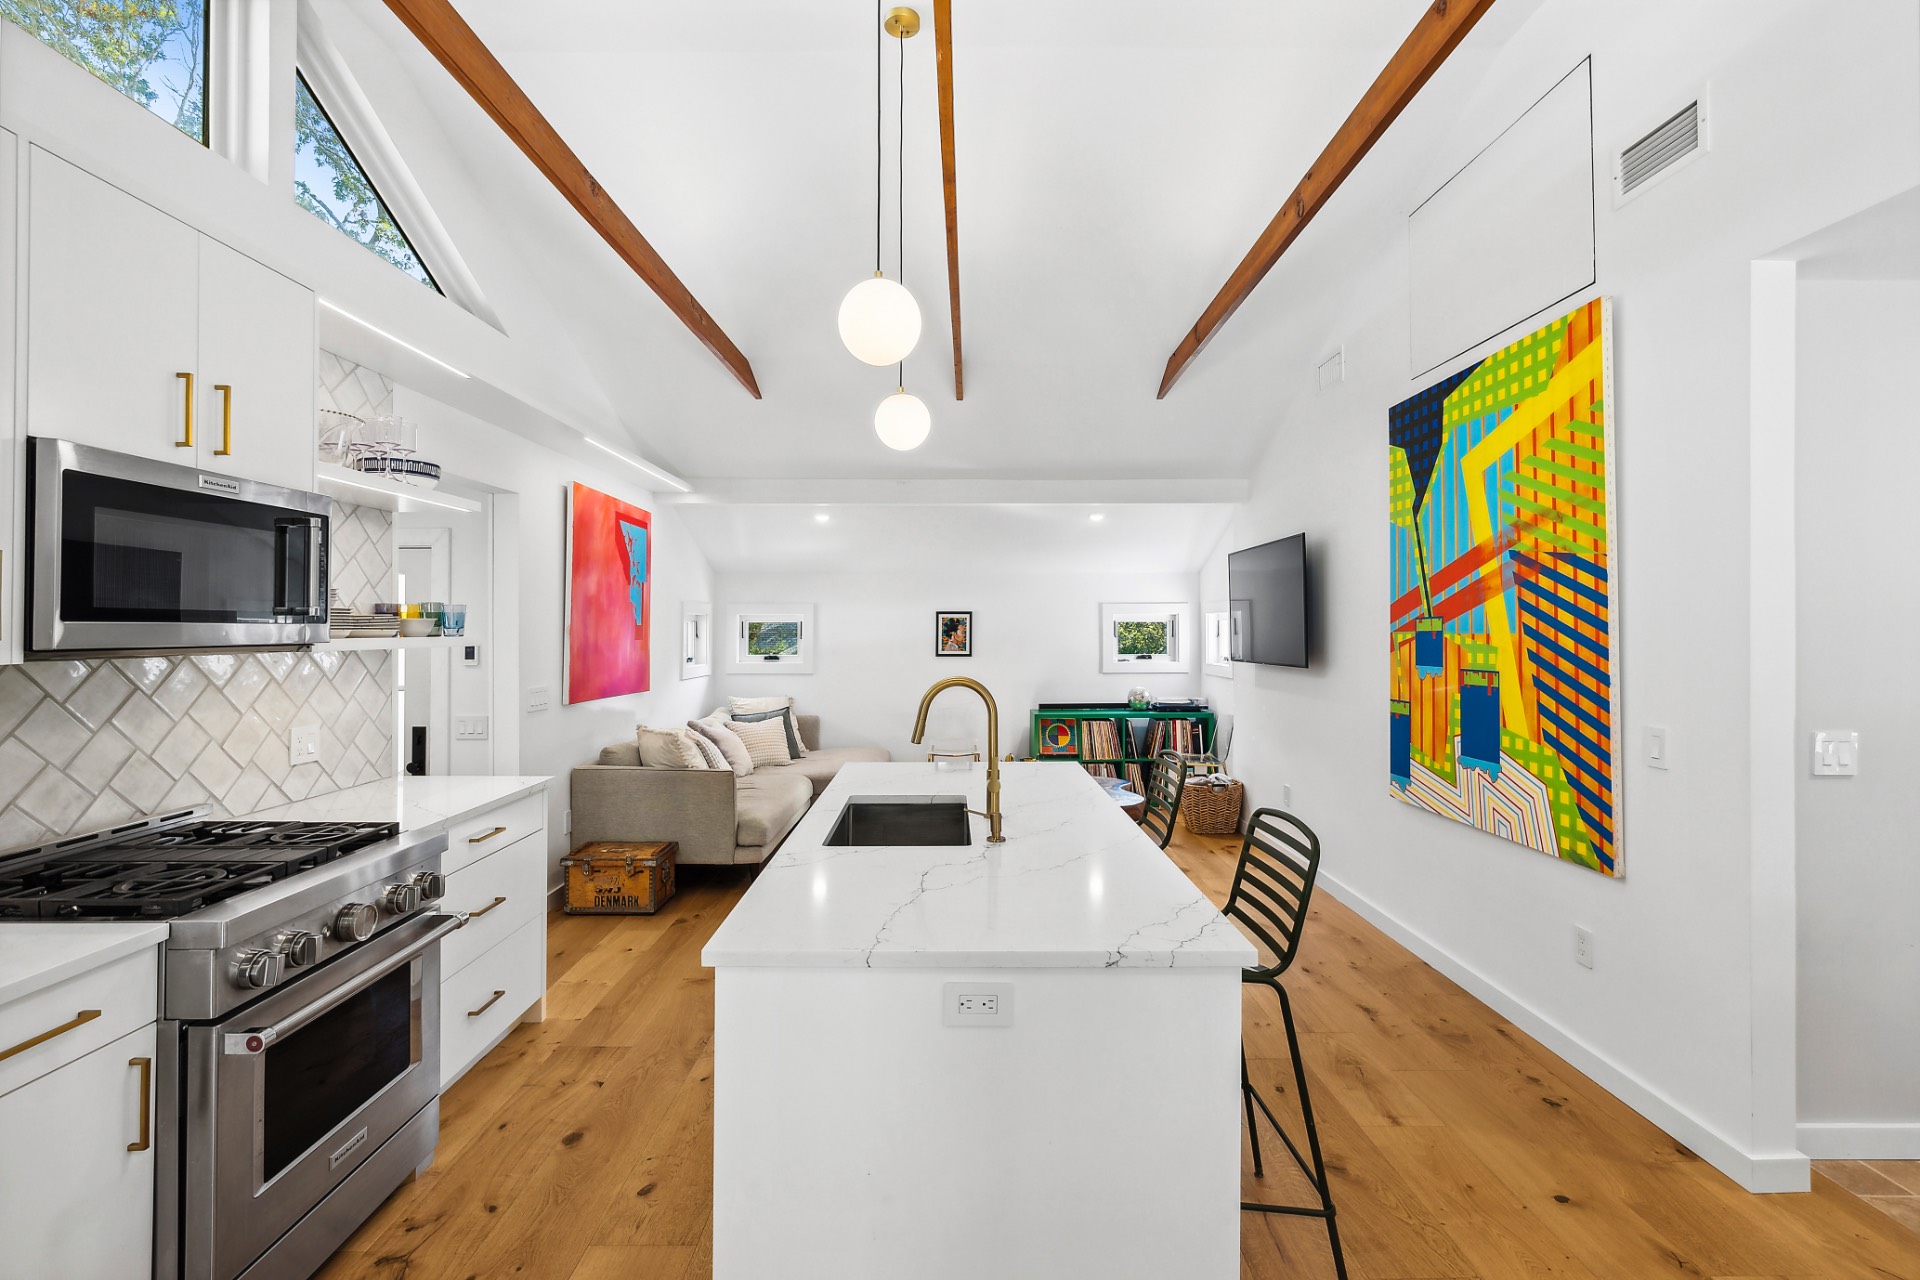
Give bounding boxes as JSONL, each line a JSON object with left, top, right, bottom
{"left": 730, "top": 715, "right": 793, "bottom": 767}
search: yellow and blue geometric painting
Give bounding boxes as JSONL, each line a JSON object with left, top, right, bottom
{"left": 1389, "top": 298, "right": 1619, "bottom": 877}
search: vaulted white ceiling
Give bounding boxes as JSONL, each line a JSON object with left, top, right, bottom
{"left": 338, "top": 0, "right": 1527, "bottom": 487}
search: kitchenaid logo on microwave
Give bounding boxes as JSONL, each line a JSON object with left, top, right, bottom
{"left": 197, "top": 474, "right": 242, "bottom": 495}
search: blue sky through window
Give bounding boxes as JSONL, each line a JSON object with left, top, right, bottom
{"left": 294, "top": 73, "right": 438, "bottom": 291}
{"left": 0, "top": 0, "right": 207, "bottom": 141}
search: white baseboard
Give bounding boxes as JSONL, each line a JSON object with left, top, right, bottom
{"left": 1797, "top": 1123, "right": 1920, "bottom": 1160}
{"left": 1317, "top": 871, "right": 1811, "bottom": 1194}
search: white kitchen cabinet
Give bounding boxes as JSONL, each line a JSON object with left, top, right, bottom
{"left": 197, "top": 238, "right": 316, "bottom": 491}
{"left": 0, "top": 1016, "right": 158, "bottom": 1280}
{"left": 26, "top": 146, "right": 199, "bottom": 462}
{"left": 25, "top": 147, "right": 315, "bottom": 489}
{"left": 437, "top": 791, "right": 548, "bottom": 1089}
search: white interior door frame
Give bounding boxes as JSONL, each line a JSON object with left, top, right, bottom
{"left": 398, "top": 528, "right": 452, "bottom": 776}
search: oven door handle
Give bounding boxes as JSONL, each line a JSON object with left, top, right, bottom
{"left": 222, "top": 912, "right": 467, "bottom": 1055}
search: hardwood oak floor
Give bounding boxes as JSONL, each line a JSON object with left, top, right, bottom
{"left": 315, "top": 829, "right": 1920, "bottom": 1280}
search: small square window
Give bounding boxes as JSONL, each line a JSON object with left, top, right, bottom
{"left": 1100, "top": 602, "right": 1190, "bottom": 674}
{"left": 726, "top": 605, "right": 816, "bottom": 675}
{"left": 1203, "top": 609, "right": 1233, "bottom": 676}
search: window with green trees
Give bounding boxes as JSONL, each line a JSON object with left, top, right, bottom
{"left": 0, "top": 0, "right": 207, "bottom": 142}
{"left": 1115, "top": 619, "right": 1169, "bottom": 658}
{"left": 294, "top": 72, "right": 438, "bottom": 290}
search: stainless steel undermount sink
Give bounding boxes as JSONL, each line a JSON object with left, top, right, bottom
{"left": 824, "top": 796, "right": 973, "bottom": 846}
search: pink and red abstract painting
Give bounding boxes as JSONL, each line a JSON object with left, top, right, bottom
{"left": 565, "top": 482, "right": 651, "bottom": 704}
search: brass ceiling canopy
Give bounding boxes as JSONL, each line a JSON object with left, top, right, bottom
{"left": 884, "top": 7, "right": 921, "bottom": 38}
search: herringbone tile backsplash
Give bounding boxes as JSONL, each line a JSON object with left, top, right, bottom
{"left": 0, "top": 497, "right": 398, "bottom": 851}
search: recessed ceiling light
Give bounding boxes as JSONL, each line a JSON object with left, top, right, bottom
{"left": 1089, "top": 512, "right": 1106, "bottom": 523}
{"left": 814, "top": 512, "right": 831, "bottom": 524}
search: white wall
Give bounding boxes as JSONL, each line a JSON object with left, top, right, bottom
{"left": 1200, "top": 0, "right": 1920, "bottom": 1191}
{"left": 1794, "top": 278, "right": 1920, "bottom": 1156}
{"left": 396, "top": 387, "right": 715, "bottom": 876}
{"left": 713, "top": 570, "right": 1200, "bottom": 762}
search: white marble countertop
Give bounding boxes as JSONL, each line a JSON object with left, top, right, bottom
{"left": 246, "top": 774, "right": 551, "bottom": 838}
{"left": 0, "top": 922, "right": 170, "bottom": 1006}
{"left": 701, "top": 763, "right": 1254, "bottom": 970}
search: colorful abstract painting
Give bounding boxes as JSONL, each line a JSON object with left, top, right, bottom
{"left": 1036, "top": 717, "right": 1079, "bottom": 757}
{"left": 565, "top": 482, "right": 652, "bottom": 704}
{"left": 1388, "top": 297, "right": 1619, "bottom": 876}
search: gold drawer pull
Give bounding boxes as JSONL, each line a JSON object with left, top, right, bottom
{"left": 467, "top": 895, "right": 508, "bottom": 919}
{"left": 467, "top": 989, "right": 506, "bottom": 1018}
{"left": 467, "top": 826, "right": 508, "bottom": 844}
{"left": 213, "top": 383, "right": 232, "bottom": 456}
{"left": 174, "top": 372, "right": 194, "bottom": 447}
{"left": 0, "top": 1009, "right": 102, "bottom": 1063}
{"left": 128, "top": 1057, "right": 151, "bottom": 1152}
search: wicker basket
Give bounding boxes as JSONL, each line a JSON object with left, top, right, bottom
{"left": 1181, "top": 777, "right": 1244, "bottom": 835}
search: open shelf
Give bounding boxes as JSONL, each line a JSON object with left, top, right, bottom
{"left": 314, "top": 636, "right": 470, "bottom": 651}
{"left": 313, "top": 461, "right": 483, "bottom": 514}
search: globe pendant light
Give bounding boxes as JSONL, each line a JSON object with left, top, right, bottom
{"left": 874, "top": 385, "right": 931, "bottom": 451}
{"left": 840, "top": 7, "right": 921, "bottom": 367}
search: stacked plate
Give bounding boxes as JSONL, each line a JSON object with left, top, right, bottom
{"left": 328, "top": 592, "right": 400, "bottom": 639}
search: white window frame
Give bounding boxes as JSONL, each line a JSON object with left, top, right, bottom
{"left": 681, "top": 600, "right": 712, "bottom": 681}
{"left": 725, "top": 603, "right": 816, "bottom": 676}
{"left": 1203, "top": 604, "right": 1233, "bottom": 678}
{"left": 1100, "top": 602, "right": 1190, "bottom": 675}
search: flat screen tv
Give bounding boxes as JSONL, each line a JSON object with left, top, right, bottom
{"left": 1228, "top": 533, "right": 1307, "bottom": 668}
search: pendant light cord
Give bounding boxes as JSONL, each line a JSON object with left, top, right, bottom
{"left": 896, "top": 24, "right": 906, "bottom": 389}
{"left": 874, "top": 2, "right": 882, "bottom": 276}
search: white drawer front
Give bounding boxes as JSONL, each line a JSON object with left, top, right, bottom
{"left": 441, "top": 833, "right": 545, "bottom": 979}
{"left": 445, "top": 794, "right": 547, "bottom": 875}
{"left": 0, "top": 946, "right": 158, "bottom": 1097}
{"left": 440, "top": 914, "right": 544, "bottom": 1090}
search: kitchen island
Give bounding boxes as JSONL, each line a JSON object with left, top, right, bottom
{"left": 701, "top": 761, "right": 1254, "bottom": 1279}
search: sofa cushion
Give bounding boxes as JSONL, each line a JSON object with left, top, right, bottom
{"left": 731, "top": 697, "right": 808, "bottom": 756}
{"left": 732, "top": 705, "right": 807, "bottom": 758}
{"left": 734, "top": 772, "right": 813, "bottom": 849}
{"left": 687, "top": 732, "right": 728, "bottom": 771}
{"left": 598, "top": 741, "right": 643, "bottom": 767}
{"left": 638, "top": 725, "right": 712, "bottom": 769}
{"left": 765, "top": 745, "right": 893, "bottom": 797}
{"left": 691, "top": 716, "right": 754, "bottom": 776}
{"left": 731, "top": 715, "right": 794, "bottom": 767}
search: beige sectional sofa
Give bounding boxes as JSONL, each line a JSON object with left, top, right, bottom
{"left": 569, "top": 715, "right": 891, "bottom": 866}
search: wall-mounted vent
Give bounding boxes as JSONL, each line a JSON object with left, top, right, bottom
{"left": 1614, "top": 94, "right": 1709, "bottom": 204}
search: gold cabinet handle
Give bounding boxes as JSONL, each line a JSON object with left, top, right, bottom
{"left": 467, "top": 895, "right": 507, "bottom": 919}
{"left": 467, "top": 826, "right": 507, "bottom": 844}
{"left": 214, "top": 383, "right": 232, "bottom": 456}
{"left": 0, "top": 1009, "right": 101, "bottom": 1063}
{"left": 467, "top": 989, "right": 506, "bottom": 1018}
{"left": 128, "top": 1057, "right": 151, "bottom": 1152}
{"left": 175, "top": 372, "right": 194, "bottom": 447}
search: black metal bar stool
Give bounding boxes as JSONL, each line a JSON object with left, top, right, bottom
{"left": 1224, "top": 807, "right": 1347, "bottom": 1280}
{"left": 1137, "top": 750, "right": 1186, "bottom": 849}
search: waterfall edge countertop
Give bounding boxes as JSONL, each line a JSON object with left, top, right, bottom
{"left": 701, "top": 762, "right": 1255, "bottom": 969}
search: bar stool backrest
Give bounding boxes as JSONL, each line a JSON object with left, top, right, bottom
{"left": 1223, "top": 808, "right": 1323, "bottom": 977}
{"left": 1138, "top": 750, "right": 1185, "bottom": 849}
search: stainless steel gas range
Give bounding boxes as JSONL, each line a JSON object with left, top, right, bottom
{"left": 0, "top": 810, "right": 465, "bottom": 1280}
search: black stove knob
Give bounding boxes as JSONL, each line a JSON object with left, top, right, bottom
{"left": 234, "top": 948, "right": 285, "bottom": 990}
{"left": 410, "top": 871, "right": 447, "bottom": 901}
{"left": 282, "top": 930, "right": 322, "bottom": 968}
{"left": 382, "top": 883, "right": 421, "bottom": 915}
{"left": 333, "top": 902, "right": 377, "bottom": 942}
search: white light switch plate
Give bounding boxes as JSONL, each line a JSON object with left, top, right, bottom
{"left": 943, "top": 981, "right": 1014, "bottom": 1028}
{"left": 454, "top": 716, "right": 489, "bottom": 740}
{"left": 1811, "top": 730, "right": 1859, "bottom": 777}
{"left": 527, "top": 685, "right": 551, "bottom": 712}
{"left": 288, "top": 724, "right": 320, "bottom": 766}
{"left": 1645, "top": 726, "right": 1670, "bottom": 770}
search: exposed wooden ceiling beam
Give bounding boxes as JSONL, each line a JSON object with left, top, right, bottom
{"left": 1156, "top": 0, "right": 1496, "bottom": 399}
{"left": 933, "top": 0, "right": 963, "bottom": 400}
{"left": 381, "top": 0, "right": 762, "bottom": 398}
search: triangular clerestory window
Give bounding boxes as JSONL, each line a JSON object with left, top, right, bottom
{"left": 294, "top": 71, "right": 438, "bottom": 291}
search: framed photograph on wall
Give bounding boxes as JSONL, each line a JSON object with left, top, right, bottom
{"left": 935, "top": 610, "right": 972, "bottom": 657}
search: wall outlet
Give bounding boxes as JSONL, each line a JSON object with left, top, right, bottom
{"left": 454, "top": 716, "right": 489, "bottom": 740}
{"left": 1811, "top": 730, "right": 1859, "bottom": 777}
{"left": 1280, "top": 784, "right": 1293, "bottom": 810}
{"left": 527, "top": 685, "right": 551, "bottom": 712}
{"left": 288, "top": 724, "right": 320, "bottom": 766}
{"left": 1574, "top": 926, "right": 1595, "bottom": 970}
{"left": 942, "top": 981, "right": 1014, "bottom": 1028}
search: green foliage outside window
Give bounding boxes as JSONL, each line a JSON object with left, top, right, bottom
{"left": 294, "top": 73, "right": 438, "bottom": 290}
{"left": 1116, "top": 620, "right": 1169, "bottom": 657}
{"left": 746, "top": 621, "right": 799, "bottom": 657}
{"left": 0, "top": 0, "right": 206, "bottom": 141}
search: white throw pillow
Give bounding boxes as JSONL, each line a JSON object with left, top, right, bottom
{"left": 691, "top": 716, "right": 755, "bottom": 777}
{"left": 730, "top": 715, "right": 794, "bottom": 767}
{"left": 730, "top": 696, "right": 808, "bottom": 756}
{"left": 636, "top": 725, "right": 709, "bottom": 770}
{"left": 686, "top": 731, "right": 727, "bottom": 772}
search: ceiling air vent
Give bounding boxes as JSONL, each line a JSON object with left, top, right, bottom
{"left": 1614, "top": 93, "right": 1709, "bottom": 204}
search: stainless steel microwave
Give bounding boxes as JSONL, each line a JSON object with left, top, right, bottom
{"left": 28, "top": 436, "right": 330, "bottom": 654}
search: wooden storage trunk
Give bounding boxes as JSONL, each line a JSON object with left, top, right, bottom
{"left": 561, "top": 841, "right": 676, "bottom": 914}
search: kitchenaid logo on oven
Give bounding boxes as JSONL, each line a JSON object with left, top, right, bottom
{"left": 330, "top": 1127, "right": 370, "bottom": 1169}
